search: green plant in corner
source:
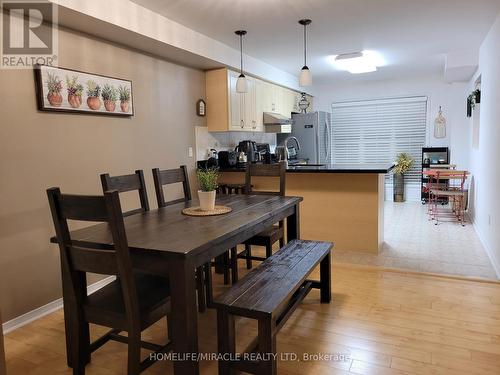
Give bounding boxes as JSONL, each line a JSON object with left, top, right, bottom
{"left": 196, "top": 167, "right": 219, "bottom": 192}
{"left": 393, "top": 152, "right": 414, "bottom": 175}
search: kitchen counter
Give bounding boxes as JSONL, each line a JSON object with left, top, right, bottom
{"left": 219, "top": 163, "right": 394, "bottom": 174}
{"left": 219, "top": 163, "right": 392, "bottom": 253}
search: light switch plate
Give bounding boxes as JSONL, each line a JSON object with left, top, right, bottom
{"left": 188, "top": 147, "right": 193, "bottom": 158}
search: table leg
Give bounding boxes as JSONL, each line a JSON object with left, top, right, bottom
{"left": 169, "top": 260, "right": 200, "bottom": 375}
{"left": 320, "top": 252, "right": 331, "bottom": 303}
{"left": 287, "top": 204, "right": 301, "bottom": 242}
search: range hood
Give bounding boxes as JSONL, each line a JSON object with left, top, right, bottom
{"left": 263, "top": 112, "right": 292, "bottom": 133}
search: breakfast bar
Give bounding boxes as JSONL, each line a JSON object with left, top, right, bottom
{"left": 220, "top": 163, "right": 393, "bottom": 253}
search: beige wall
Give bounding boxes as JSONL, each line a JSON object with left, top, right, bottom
{"left": 0, "top": 27, "right": 206, "bottom": 321}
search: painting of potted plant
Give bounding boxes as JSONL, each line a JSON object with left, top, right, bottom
{"left": 392, "top": 153, "right": 414, "bottom": 202}
{"left": 196, "top": 167, "right": 219, "bottom": 211}
{"left": 35, "top": 64, "right": 133, "bottom": 116}
{"left": 118, "top": 85, "right": 131, "bottom": 113}
{"left": 45, "top": 72, "right": 63, "bottom": 107}
{"left": 66, "top": 76, "right": 83, "bottom": 108}
{"left": 101, "top": 84, "right": 118, "bottom": 112}
{"left": 86, "top": 80, "right": 101, "bottom": 110}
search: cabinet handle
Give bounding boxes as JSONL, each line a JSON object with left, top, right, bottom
{"left": 240, "top": 120, "right": 244, "bottom": 129}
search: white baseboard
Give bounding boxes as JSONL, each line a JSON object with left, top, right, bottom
{"left": 2, "top": 276, "right": 115, "bottom": 334}
{"left": 472, "top": 219, "right": 500, "bottom": 279}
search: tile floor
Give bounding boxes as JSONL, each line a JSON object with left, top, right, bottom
{"left": 332, "top": 202, "right": 499, "bottom": 280}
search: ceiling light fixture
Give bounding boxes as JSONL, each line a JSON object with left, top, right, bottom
{"left": 329, "top": 51, "right": 384, "bottom": 74}
{"left": 298, "top": 19, "right": 312, "bottom": 87}
{"left": 235, "top": 30, "right": 248, "bottom": 93}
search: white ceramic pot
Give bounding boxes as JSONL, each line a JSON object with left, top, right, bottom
{"left": 198, "top": 190, "right": 216, "bottom": 211}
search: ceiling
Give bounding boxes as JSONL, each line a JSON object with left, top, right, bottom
{"left": 132, "top": 0, "right": 500, "bottom": 84}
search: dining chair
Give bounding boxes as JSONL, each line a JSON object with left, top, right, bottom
{"left": 100, "top": 170, "right": 150, "bottom": 216}
{"left": 237, "top": 162, "right": 286, "bottom": 270}
{"left": 47, "top": 188, "right": 172, "bottom": 375}
{"left": 152, "top": 166, "right": 211, "bottom": 310}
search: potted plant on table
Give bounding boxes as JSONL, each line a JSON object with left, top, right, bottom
{"left": 66, "top": 75, "right": 83, "bottom": 108}
{"left": 118, "top": 85, "right": 131, "bottom": 112}
{"left": 101, "top": 84, "right": 118, "bottom": 112}
{"left": 196, "top": 167, "right": 219, "bottom": 211}
{"left": 86, "top": 80, "right": 101, "bottom": 110}
{"left": 45, "top": 72, "right": 63, "bottom": 107}
{"left": 393, "top": 152, "right": 414, "bottom": 202}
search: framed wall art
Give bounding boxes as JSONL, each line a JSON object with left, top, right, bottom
{"left": 34, "top": 64, "right": 134, "bottom": 116}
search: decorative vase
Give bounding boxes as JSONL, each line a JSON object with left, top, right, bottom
{"left": 104, "top": 100, "right": 116, "bottom": 112}
{"left": 47, "top": 92, "right": 62, "bottom": 107}
{"left": 87, "top": 97, "right": 101, "bottom": 110}
{"left": 393, "top": 173, "right": 405, "bottom": 202}
{"left": 198, "top": 190, "right": 216, "bottom": 211}
{"left": 67, "top": 94, "right": 82, "bottom": 108}
{"left": 120, "top": 101, "right": 129, "bottom": 112}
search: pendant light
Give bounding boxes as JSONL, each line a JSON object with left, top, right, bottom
{"left": 235, "top": 30, "right": 248, "bottom": 93}
{"left": 298, "top": 19, "right": 312, "bottom": 87}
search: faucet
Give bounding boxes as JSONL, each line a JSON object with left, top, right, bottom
{"left": 281, "top": 136, "right": 301, "bottom": 166}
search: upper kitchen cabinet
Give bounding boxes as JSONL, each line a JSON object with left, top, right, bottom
{"left": 206, "top": 68, "right": 304, "bottom": 132}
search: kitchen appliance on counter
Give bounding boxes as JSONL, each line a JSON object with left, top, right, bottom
{"left": 235, "top": 140, "right": 259, "bottom": 163}
{"left": 277, "top": 111, "right": 332, "bottom": 164}
{"left": 218, "top": 150, "right": 238, "bottom": 168}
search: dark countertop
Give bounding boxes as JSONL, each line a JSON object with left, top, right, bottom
{"left": 219, "top": 163, "right": 394, "bottom": 174}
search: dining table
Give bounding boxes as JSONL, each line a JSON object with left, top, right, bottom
{"left": 51, "top": 193, "right": 302, "bottom": 375}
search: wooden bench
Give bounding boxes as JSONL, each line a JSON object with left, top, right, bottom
{"left": 213, "top": 239, "right": 332, "bottom": 375}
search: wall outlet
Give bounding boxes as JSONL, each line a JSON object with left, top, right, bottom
{"left": 188, "top": 147, "right": 193, "bottom": 158}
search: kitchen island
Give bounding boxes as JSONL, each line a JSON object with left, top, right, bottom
{"left": 219, "top": 163, "right": 394, "bottom": 253}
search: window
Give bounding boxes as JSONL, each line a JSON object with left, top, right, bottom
{"left": 331, "top": 96, "right": 427, "bottom": 188}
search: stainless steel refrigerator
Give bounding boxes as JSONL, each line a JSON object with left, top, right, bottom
{"left": 278, "top": 111, "right": 332, "bottom": 164}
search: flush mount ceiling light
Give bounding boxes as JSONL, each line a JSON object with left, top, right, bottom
{"left": 235, "top": 30, "right": 248, "bottom": 93}
{"left": 298, "top": 19, "right": 312, "bottom": 87}
{"left": 329, "top": 50, "right": 385, "bottom": 74}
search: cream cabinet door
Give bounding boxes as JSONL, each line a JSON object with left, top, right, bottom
{"left": 253, "top": 80, "right": 266, "bottom": 131}
{"left": 229, "top": 72, "right": 245, "bottom": 130}
{"left": 244, "top": 78, "right": 257, "bottom": 131}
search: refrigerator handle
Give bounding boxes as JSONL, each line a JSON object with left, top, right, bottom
{"left": 325, "top": 119, "right": 331, "bottom": 163}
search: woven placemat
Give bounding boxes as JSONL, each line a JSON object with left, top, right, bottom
{"left": 182, "top": 205, "right": 232, "bottom": 217}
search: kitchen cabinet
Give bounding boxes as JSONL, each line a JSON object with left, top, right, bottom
{"left": 206, "top": 68, "right": 305, "bottom": 132}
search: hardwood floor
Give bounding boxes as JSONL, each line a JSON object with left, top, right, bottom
{"left": 4, "top": 259, "right": 500, "bottom": 374}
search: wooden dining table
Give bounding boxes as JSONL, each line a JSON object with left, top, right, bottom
{"left": 51, "top": 193, "right": 302, "bottom": 375}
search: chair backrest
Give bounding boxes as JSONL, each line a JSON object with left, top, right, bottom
{"left": 100, "top": 170, "right": 149, "bottom": 216}
{"left": 47, "top": 187, "right": 140, "bottom": 320}
{"left": 245, "top": 162, "right": 286, "bottom": 196}
{"left": 152, "top": 165, "right": 191, "bottom": 207}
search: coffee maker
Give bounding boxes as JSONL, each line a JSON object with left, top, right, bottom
{"left": 235, "top": 140, "right": 258, "bottom": 163}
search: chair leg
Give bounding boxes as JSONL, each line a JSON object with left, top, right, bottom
{"left": 204, "top": 262, "right": 213, "bottom": 307}
{"left": 279, "top": 236, "right": 285, "bottom": 248}
{"left": 127, "top": 330, "right": 142, "bottom": 375}
{"left": 230, "top": 247, "right": 238, "bottom": 283}
{"left": 71, "top": 317, "right": 89, "bottom": 375}
{"left": 196, "top": 266, "right": 206, "bottom": 313}
{"left": 265, "top": 241, "right": 273, "bottom": 259}
{"left": 223, "top": 251, "right": 230, "bottom": 285}
{"left": 245, "top": 244, "right": 252, "bottom": 270}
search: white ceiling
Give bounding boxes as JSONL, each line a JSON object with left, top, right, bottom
{"left": 132, "top": 0, "right": 500, "bottom": 84}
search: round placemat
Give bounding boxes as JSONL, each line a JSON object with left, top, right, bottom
{"left": 182, "top": 205, "right": 232, "bottom": 217}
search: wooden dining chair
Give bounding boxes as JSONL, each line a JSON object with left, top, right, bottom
{"left": 152, "top": 166, "right": 210, "bottom": 310}
{"left": 237, "top": 162, "right": 287, "bottom": 270}
{"left": 47, "top": 188, "right": 172, "bottom": 375}
{"left": 100, "top": 170, "right": 150, "bottom": 216}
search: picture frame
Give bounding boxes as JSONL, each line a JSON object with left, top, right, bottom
{"left": 34, "top": 64, "right": 134, "bottom": 116}
{"left": 196, "top": 99, "right": 206, "bottom": 117}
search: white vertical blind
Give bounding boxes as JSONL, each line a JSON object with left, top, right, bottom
{"left": 331, "top": 97, "right": 427, "bottom": 185}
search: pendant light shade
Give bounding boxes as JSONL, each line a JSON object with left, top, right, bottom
{"left": 298, "top": 19, "right": 312, "bottom": 87}
{"left": 235, "top": 30, "right": 248, "bottom": 93}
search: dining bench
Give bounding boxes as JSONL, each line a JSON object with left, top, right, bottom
{"left": 213, "top": 239, "right": 332, "bottom": 375}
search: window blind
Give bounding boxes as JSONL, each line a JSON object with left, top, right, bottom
{"left": 331, "top": 96, "right": 427, "bottom": 185}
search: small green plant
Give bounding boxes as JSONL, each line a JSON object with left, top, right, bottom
{"left": 66, "top": 75, "right": 83, "bottom": 96}
{"left": 118, "top": 85, "right": 131, "bottom": 102}
{"left": 46, "top": 72, "right": 62, "bottom": 94}
{"left": 196, "top": 167, "right": 219, "bottom": 192}
{"left": 393, "top": 153, "right": 414, "bottom": 174}
{"left": 101, "top": 84, "right": 118, "bottom": 101}
{"left": 86, "top": 80, "right": 101, "bottom": 97}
